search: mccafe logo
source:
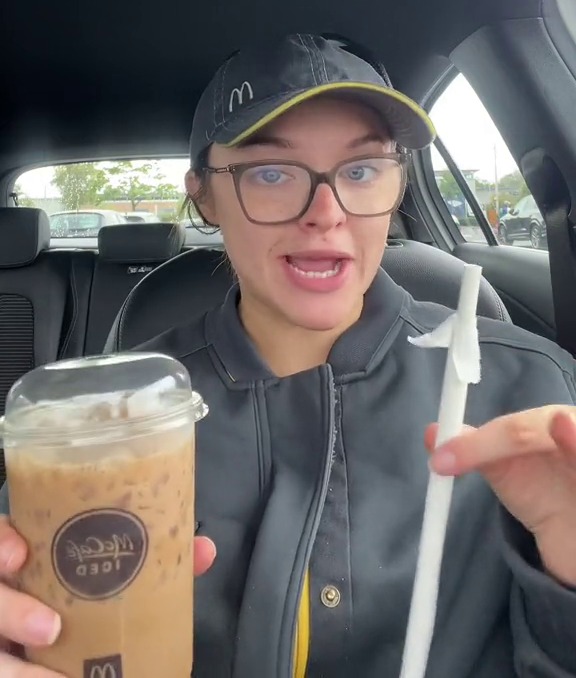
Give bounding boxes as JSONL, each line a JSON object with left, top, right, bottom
{"left": 52, "top": 509, "right": 148, "bottom": 600}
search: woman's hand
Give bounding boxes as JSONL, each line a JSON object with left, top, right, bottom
{"left": 0, "top": 515, "right": 216, "bottom": 676}
{"left": 426, "top": 406, "right": 576, "bottom": 586}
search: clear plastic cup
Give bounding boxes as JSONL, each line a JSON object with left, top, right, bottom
{"left": 0, "top": 352, "right": 207, "bottom": 678}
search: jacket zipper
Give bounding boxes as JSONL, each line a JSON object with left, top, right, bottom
{"left": 284, "top": 364, "right": 338, "bottom": 678}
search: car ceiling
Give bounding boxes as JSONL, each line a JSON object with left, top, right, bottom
{"left": 0, "top": 0, "right": 541, "bottom": 171}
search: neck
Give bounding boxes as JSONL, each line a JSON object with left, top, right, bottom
{"left": 239, "top": 296, "right": 363, "bottom": 378}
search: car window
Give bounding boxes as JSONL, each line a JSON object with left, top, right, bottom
{"left": 429, "top": 158, "right": 487, "bottom": 243}
{"left": 50, "top": 212, "right": 103, "bottom": 236}
{"left": 14, "top": 159, "right": 189, "bottom": 239}
{"left": 429, "top": 74, "right": 548, "bottom": 252}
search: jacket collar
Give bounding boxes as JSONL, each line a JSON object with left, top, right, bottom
{"left": 205, "top": 268, "right": 408, "bottom": 383}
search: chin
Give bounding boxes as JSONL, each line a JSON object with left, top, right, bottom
{"left": 284, "top": 299, "right": 360, "bottom": 332}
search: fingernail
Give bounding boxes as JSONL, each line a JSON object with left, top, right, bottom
{"left": 25, "top": 608, "right": 61, "bottom": 645}
{"left": 430, "top": 449, "right": 457, "bottom": 474}
{"left": 206, "top": 538, "right": 217, "bottom": 560}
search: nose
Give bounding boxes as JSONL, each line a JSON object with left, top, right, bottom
{"left": 298, "top": 183, "right": 346, "bottom": 232}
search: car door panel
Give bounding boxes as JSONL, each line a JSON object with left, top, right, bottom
{"left": 452, "top": 242, "right": 555, "bottom": 341}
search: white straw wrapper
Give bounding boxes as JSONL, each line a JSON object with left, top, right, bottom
{"left": 399, "top": 264, "right": 483, "bottom": 678}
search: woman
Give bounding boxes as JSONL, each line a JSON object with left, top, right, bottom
{"left": 1, "top": 33, "right": 576, "bottom": 678}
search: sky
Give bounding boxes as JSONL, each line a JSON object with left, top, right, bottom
{"left": 17, "top": 74, "right": 520, "bottom": 198}
{"left": 17, "top": 159, "right": 190, "bottom": 199}
{"left": 430, "top": 74, "right": 519, "bottom": 180}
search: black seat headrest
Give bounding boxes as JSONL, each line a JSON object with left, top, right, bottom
{"left": 98, "top": 222, "right": 185, "bottom": 264}
{"left": 105, "top": 248, "right": 233, "bottom": 352}
{"left": 106, "top": 240, "right": 510, "bottom": 353}
{"left": 0, "top": 207, "right": 51, "bottom": 268}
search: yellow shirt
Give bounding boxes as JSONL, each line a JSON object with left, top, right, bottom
{"left": 293, "top": 570, "right": 311, "bottom": 678}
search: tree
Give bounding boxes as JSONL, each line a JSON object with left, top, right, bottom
{"left": 52, "top": 163, "right": 109, "bottom": 210}
{"left": 436, "top": 171, "right": 462, "bottom": 201}
{"left": 101, "top": 161, "right": 180, "bottom": 211}
{"left": 475, "top": 178, "right": 495, "bottom": 192}
{"left": 498, "top": 170, "right": 530, "bottom": 202}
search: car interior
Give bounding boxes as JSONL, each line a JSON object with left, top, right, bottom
{"left": 1, "top": 0, "right": 576, "bottom": 486}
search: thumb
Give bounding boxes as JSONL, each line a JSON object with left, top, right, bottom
{"left": 193, "top": 536, "right": 216, "bottom": 577}
{"left": 0, "top": 515, "right": 27, "bottom": 577}
{"left": 424, "top": 423, "right": 476, "bottom": 453}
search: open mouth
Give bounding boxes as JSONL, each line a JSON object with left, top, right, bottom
{"left": 285, "top": 256, "right": 343, "bottom": 279}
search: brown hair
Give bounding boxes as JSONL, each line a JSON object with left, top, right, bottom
{"left": 179, "top": 147, "right": 218, "bottom": 232}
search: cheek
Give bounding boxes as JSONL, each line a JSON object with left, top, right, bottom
{"left": 209, "top": 180, "right": 242, "bottom": 225}
{"left": 220, "top": 214, "right": 277, "bottom": 278}
{"left": 213, "top": 180, "right": 285, "bottom": 269}
{"left": 356, "top": 216, "right": 391, "bottom": 263}
{"left": 222, "top": 224, "right": 257, "bottom": 268}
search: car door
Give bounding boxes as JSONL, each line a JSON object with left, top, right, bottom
{"left": 402, "top": 3, "right": 576, "bottom": 356}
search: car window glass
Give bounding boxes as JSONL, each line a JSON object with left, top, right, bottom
{"left": 14, "top": 159, "right": 217, "bottom": 247}
{"left": 430, "top": 148, "right": 487, "bottom": 243}
{"left": 429, "top": 74, "right": 548, "bottom": 252}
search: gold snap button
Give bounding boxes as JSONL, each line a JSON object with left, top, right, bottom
{"left": 320, "top": 585, "right": 341, "bottom": 608}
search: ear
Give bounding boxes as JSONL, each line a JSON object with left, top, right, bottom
{"left": 185, "top": 169, "right": 217, "bottom": 225}
{"left": 184, "top": 169, "right": 201, "bottom": 196}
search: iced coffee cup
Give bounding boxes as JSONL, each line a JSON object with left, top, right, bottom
{"left": 0, "top": 352, "right": 207, "bottom": 678}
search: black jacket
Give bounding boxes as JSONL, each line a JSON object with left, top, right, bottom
{"left": 2, "top": 270, "right": 576, "bottom": 677}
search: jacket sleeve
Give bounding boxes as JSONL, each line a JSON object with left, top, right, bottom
{"left": 502, "top": 508, "right": 576, "bottom": 677}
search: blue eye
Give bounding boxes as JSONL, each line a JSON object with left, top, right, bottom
{"left": 342, "top": 165, "right": 377, "bottom": 182}
{"left": 260, "top": 169, "right": 282, "bottom": 183}
{"left": 248, "top": 167, "right": 290, "bottom": 185}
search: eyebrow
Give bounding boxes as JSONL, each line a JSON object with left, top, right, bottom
{"left": 236, "top": 134, "right": 294, "bottom": 149}
{"left": 236, "top": 131, "right": 391, "bottom": 151}
{"left": 347, "top": 132, "right": 392, "bottom": 148}
{"left": 236, "top": 132, "right": 391, "bottom": 149}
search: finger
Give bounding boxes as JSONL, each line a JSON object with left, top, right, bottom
{"left": 0, "top": 516, "right": 27, "bottom": 576}
{"left": 424, "top": 423, "right": 475, "bottom": 453}
{"left": 193, "top": 536, "right": 216, "bottom": 577}
{"left": 429, "top": 406, "right": 573, "bottom": 475}
{"left": 424, "top": 424, "right": 438, "bottom": 452}
{"left": 0, "top": 650, "right": 66, "bottom": 677}
{"left": 549, "top": 410, "right": 576, "bottom": 457}
{"left": 0, "top": 582, "right": 61, "bottom": 647}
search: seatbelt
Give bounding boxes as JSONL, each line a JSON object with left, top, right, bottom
{"left": 541, "top": 199, "right": 576, "bottom": 357}
{"left": 521, "top": 149, "right": 576, "bottom": 357}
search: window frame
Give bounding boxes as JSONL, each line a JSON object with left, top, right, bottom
{"left": 431, "top": 136, "right": 498, "bottom": 246}
{"left": 412, "top": 67, "right": 512, "bottom": 249}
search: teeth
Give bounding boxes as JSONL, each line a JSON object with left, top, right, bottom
{"left": 289, "top": 260, "right": 342, "bottom": 279}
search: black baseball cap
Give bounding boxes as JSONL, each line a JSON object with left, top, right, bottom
{"left": 189, "top": 33, "right": 436, "bottom": 165}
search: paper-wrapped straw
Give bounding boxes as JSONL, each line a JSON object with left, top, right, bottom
{"left": 400, "top": 264, "right": 483, "bottom": 678}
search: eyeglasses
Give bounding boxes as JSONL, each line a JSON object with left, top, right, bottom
{"left": 202, "top": 153, "right": 409, "bottom": 225}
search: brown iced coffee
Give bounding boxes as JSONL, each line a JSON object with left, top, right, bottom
{"left": 1, "top": 353, "right": 207, "bottom": 678}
